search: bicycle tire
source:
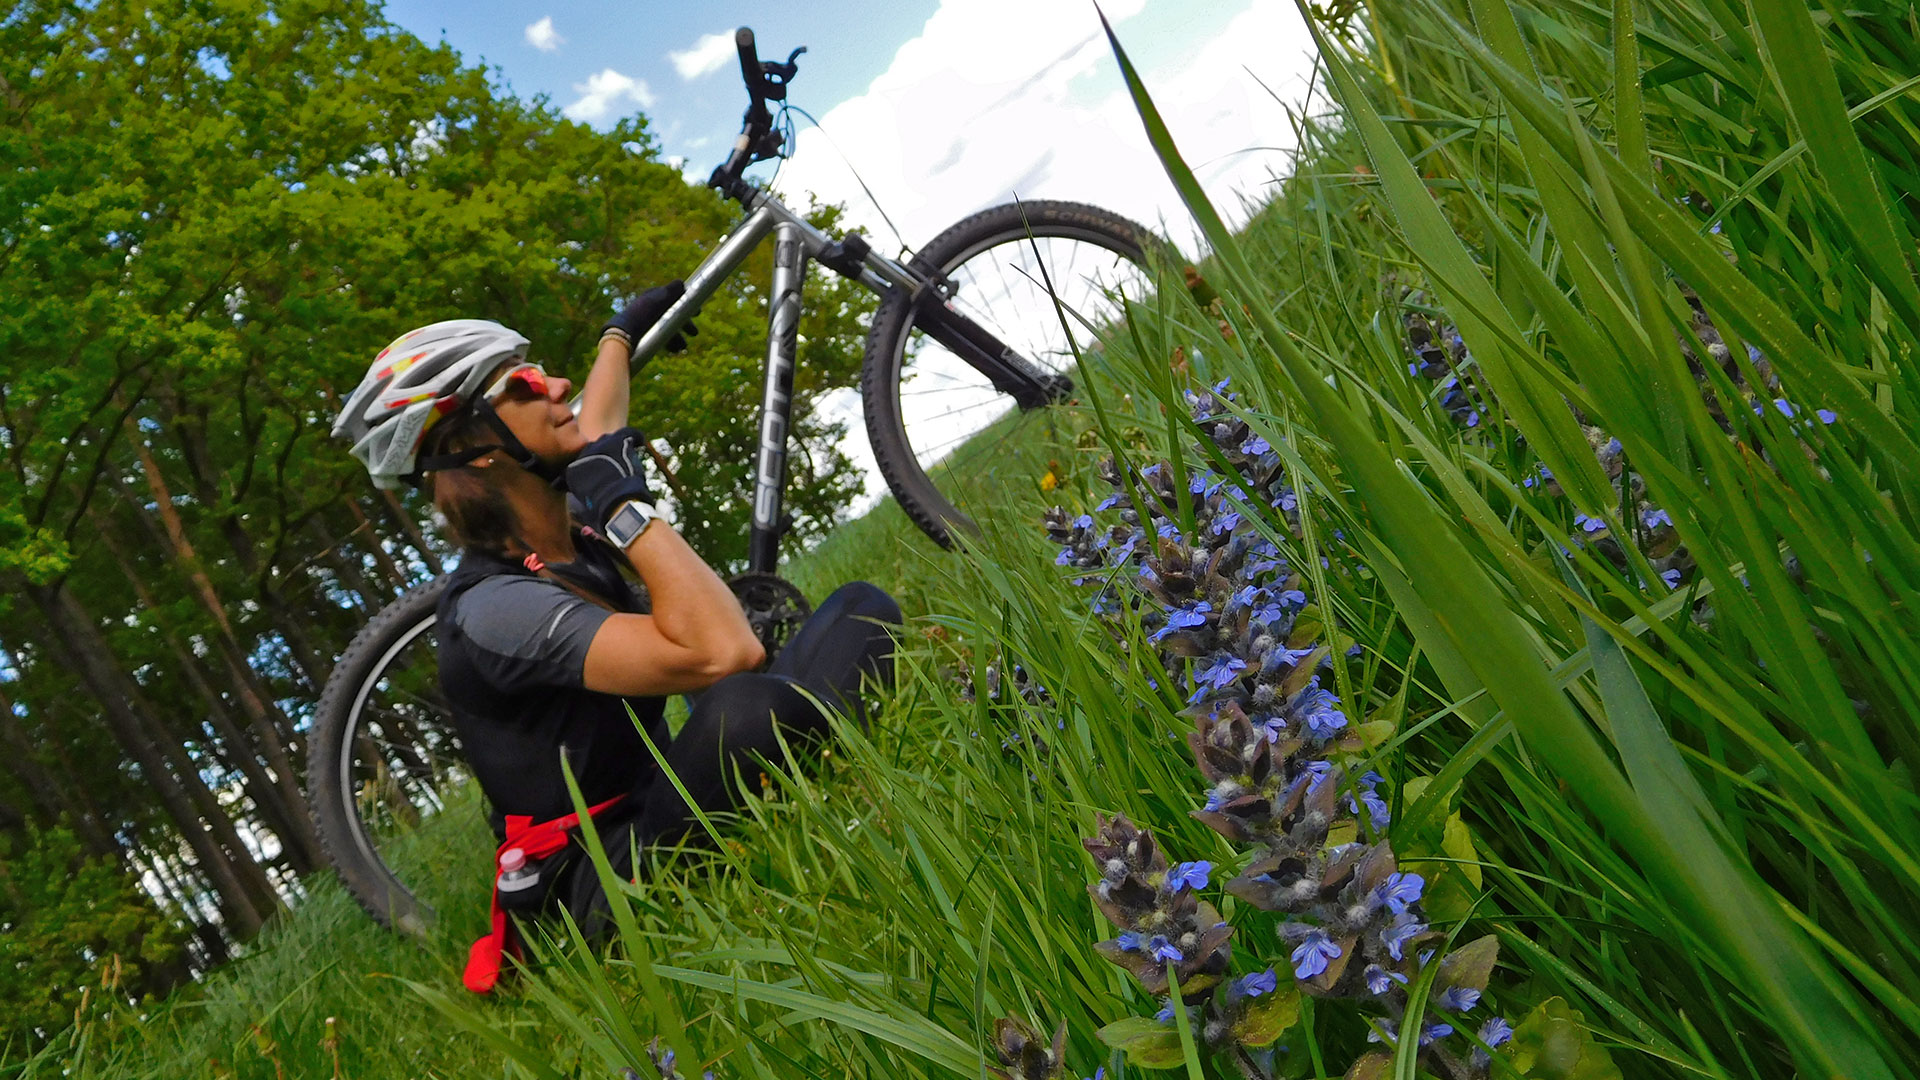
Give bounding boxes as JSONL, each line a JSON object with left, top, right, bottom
{"left": 309, "top": 575, "right": 454, "bottom": 936}
{"left": 862, "top": 200, "right": 1162, "bottom": 549}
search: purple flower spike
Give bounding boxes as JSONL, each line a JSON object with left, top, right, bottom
{"left": 1374, "top": 871, "right": 1425, "bottom": 915}
{"left": 1289, "top": 928, "right": 1342, "bottom": 980}
{"left": 1165, "top": 860, "right": 1213, "bottom": 892}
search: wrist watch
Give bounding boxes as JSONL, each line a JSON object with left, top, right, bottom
{"left": 603, "top": 499, "right": 659, "bottom": 549}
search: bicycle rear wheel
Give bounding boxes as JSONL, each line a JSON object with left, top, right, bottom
{"left": 309, "top": 576, "right": 468, "bottom": 936}
{"left": 862, "top": 200, "right": 1162, "bottom": 549}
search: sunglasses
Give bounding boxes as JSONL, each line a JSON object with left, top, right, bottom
{"left": 481, "top": 362, "right": 550, "bottom": 404}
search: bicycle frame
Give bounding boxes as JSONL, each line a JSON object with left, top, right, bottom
{"left": 618, "top": 190, "right": 1069, "bottom": 573}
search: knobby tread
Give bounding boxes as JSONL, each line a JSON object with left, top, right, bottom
{"left": 308, "top": 575, "right": 449, "bottom": 934}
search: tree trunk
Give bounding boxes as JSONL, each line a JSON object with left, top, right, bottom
{"left": 0, "top": 683, "right": 117, "bottom": 856}
{"left": 377, "top": 484, "right": 444, "bottom": 576}
{"left": 104, "top": 452, "right": 321, "bottom": 861}
{"left": 28, "top": 580, "right": 275, "bottom": 938}
{"left": 343, "top": 495, "right": 410, "bottom": 591}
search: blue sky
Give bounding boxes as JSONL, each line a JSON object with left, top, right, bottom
{"left": 379, "top": 0, "right": 1320, "bottom": 505}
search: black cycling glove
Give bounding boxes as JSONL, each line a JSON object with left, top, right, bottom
{"left": 602, "top": 281, "right": 699, "bottom": 353}
{"left": 565, "top": 427, "right": 658, "bottom": 532}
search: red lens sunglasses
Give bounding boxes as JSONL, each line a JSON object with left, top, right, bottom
{"left": 482, "top": 363, "right": 549, "bottom": 403}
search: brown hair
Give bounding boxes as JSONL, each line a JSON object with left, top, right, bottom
{"left": 423, "top": 409, "right": 521, "bottom": 556}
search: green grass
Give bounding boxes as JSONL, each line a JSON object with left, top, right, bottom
{"left": 22, "top": 2, "right": 1920, "bottom": 1077}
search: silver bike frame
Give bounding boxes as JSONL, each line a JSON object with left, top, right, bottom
{"left": 619, "top": 193, "right": 912, "bottom": 573}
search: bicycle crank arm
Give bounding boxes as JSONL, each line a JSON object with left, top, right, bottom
{"left": 913, "top": 297, "right": 1073, "bottom": 409}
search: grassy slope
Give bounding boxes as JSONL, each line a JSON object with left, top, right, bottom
{"left": 21, "top": 411, "right": 1089, "bottom": 1080}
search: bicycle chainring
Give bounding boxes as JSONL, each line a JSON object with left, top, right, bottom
{"left": 727, "top": 572, "right": 811, "bottom": 668}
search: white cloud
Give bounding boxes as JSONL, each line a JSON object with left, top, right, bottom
{"left": 524, "top": 16, "right": 564, "bottom": 53}
{"left": 669, "top": 31, "right": 736, "bottom": 80}
{"left": 563, "top": 69, "right": 656, "bottom": 123}
{"left": 768, "top": 0, "right": 1319, "bottom": 509}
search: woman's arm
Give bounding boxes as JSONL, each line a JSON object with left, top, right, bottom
{"left": 574, "top": 337, "right": 632, "bottom": 441}
{"left": 580, "top": 520, "right": 765, "bottom": 695}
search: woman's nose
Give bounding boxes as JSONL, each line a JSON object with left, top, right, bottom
{"left": 546, "top": 375, "right": 573, "bottom": 401}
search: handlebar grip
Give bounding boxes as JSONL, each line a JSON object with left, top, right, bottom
{"left": 735, "top": 27, "right": 762, "bottom": 98}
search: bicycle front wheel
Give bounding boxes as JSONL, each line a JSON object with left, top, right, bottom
{"left": 862, "top": 200, "right": 1162, "bottom": 549}
{"left": 309, "top": 576, "right": 473, "bottom": 936}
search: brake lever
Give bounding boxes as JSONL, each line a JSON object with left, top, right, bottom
{"left": 758, "top": 46, "right": 807, "bottom": 101}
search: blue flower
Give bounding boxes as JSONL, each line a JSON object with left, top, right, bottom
{"left": 1746, "top": 343, "right": 1765, "bottom": 365}
{"left": 1660, "top": 568, "right": 1684, "bottom": 590}
{"left": 1147, "top": 935, "right": 1184, "bottom": 964}
{"left": 1277, "top": 588, "right": 1307, "bottom": 610}
{"left": 1573, "top": 513, "right": 1607, "bottom": 534}
{"left": 1165, "top": 860, "right": 1213, "bottom": 892}
{"left": 1152, "top": 600, "right": 1212, "bottom": 642}
{"left": 1188, "top": 654, "right": 1248, "bottom": 702}
{"left": 1238, "top": 968, "right": 1279, "bottom": 997}
{"left": 1817, "top": 408, "right": 1837, "bottom": 425}
{"left": 1295, "top": 684, "right": 1348, "bottom": 740}
{"left": 1157, "top": 521, "right": 1182, "bottom": 540}
{"left": 1438, "top": 986, "right": 1482, "bottom": 1013}
{"left": 1257, "top": 714, "right": 1287, "bottom": 743}
{"left": 1277, "top": 490, "right": 1299, "bottom": 512}
{"left": 1141, "top": 463, "right": 1163, "bottom": 478}
{"left": 1466, "top": 411, "right": 1481, "bottom": 427}
{"left": 1771, "top": 398, "right": 1796, "bottom": 418}
{"left": 1382, "top": 913, "right": 1425, "bottom": 960}
{"left": 1115, "top": 931, "right": 1144, "bottom": 952}
{"left": 1055, "top": 547, "right": 1075, "bottom": 566}
{"left": 1214, "top": 377, "right": 1234, "bottom": 396}
{"left": 1242, "top": 434, "right": 1271, "bottom": 456}
{"left": 1085, "top": 1069, "right": 1106, "bottom": 1080}
{"left": 1289, "top": 928, "right": 1341, "bottom": 980}
{"left": 1300, "top": 759, "right": 1336, "bottom": 795}
{"left": 1212, "top": 509, "right": 1243, "bottom": 535}
{"left": 1232, "top": 585, "right": 1262, "bottom": 609}
{"left": 1602, "top": 438, "right": 1622, "bottom": 457}
{"left": 1373, "top": 871, "right": 1425, "bottom": 915}
{"left": 1191, "top": 470, "right": 1224, "bottom": 496}
{"left": 1421, "top": 1023, "right": 1455, "bottom": 1045}
{"left": 1109, "top": 534, "right": 1139, "bottom": 564}
{"left": 1096, "top": 492, "right": 1124, "bottom": 511}
{"left": 1642, "top": 507, "right": 1672, "bottom": 529}
{"left": 1260, "top": 644, "right": 1315, "bottom": 677}
{"left": 1471, "top": 1017, "right": 1514, "bottom": 1070}
{"left": 1155, "top": 1001, "right": 1176, "bottom": 1023}
{"left": 1364, "top": 964, "right": 1409, "bottom": 996}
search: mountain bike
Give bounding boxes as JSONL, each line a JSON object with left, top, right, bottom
{"left": 309, "top": 27, "right": 1163, "bottom": 934}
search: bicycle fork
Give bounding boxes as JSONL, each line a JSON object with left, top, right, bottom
{"left": 747, "top": 221, "right": 804, "bottom": 573}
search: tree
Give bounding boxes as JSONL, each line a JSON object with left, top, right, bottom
{"left": 0, "top": 0, "right": 875, "bottom": 973}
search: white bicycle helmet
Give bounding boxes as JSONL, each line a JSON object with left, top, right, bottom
{"left": 333, "top": 320, "right": 539, "bottom": 488}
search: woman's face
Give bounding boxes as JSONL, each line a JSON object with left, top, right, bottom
{"left": 487, "top": 363, "right": 585, "bottom": 464}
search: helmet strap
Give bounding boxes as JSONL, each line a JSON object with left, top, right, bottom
{"left": 404, "top": 397, "right": 567, "bottom": 487}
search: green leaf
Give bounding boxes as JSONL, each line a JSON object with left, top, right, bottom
{"left": 1508, "top": 997, "right": 1624, "bottom": 1080}
{"left": 1228, "top": 983, "right": 1301, "bottom": 1049}
{"left": 1095, "top": 1017, "right": 1186, "bottom": 1069}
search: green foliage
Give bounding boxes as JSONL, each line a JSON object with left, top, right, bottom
{"left": 0, "top": 827, "right": 183, "bottom": 1050}
{"left": 1506, "top": 998, "right": 1621, "bottom": 1080}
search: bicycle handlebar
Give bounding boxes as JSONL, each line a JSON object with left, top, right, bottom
{"left": 708, "top": 27, "right": 806, "bottom": 204}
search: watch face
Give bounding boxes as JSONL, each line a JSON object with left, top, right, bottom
{"left": 608, "top": 502, "right": 651, "bottom": 545}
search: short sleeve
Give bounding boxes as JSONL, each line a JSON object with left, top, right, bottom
{"left": 450, "top": 576, "right": 615, "bottom": 691}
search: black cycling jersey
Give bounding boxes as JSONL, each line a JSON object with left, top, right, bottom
{"left": 436, "top": 535, "right": 667, "bottom": 836}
